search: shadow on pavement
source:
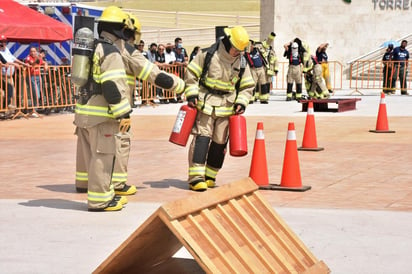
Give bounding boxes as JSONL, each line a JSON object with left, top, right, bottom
{"left": 37, "top": 184, "right": 78, "bottom": 194}
{"left": 143, "top": 179, "right": 188, "bottom": 190}
{"left": 19, "top": 199, "right": 86, "bottom": 211}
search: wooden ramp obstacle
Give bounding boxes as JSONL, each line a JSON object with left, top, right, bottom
{"left": 94, "top": 177, "right": 330, "bottom": 274}
{"left": 300, "top": 98, "right": 361, "bottom": 112}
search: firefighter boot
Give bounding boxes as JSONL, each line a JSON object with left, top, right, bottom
{"left": 286, "top": 83, "right": 293, "bottom": 101}
{"left": 115, "top": 184, "right": 137, "bottom": 195}
{"left": 189, "top": 181, "right": 208, "bottom": 191}
{"left": 205, "top": 179, "right": 216, "bottom": 188}
{"left": 114, "top": 195, "right": 128, "bottom": 205}
{"left": 295, "top": 83, "right": 303, "bottom": 101}
{"left": 88, "top": 198, "right": 123, "bottom": 212}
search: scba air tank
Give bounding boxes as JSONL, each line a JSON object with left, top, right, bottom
{"left": 71, "top": 27, "right": 94, "bottom": 87}
{"left": 169, "top": 105, "right": 197, "bottom": 146}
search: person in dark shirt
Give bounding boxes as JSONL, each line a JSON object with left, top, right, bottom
{"left": 382, "top": 44, "right": 394, "bottom": 94}
{"left": 391, "top": 40, "right": 409, "bottom": 95}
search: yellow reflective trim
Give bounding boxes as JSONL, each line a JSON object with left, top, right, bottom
{"left": 239, "top": 76, "right": 255, "bottom": 89}
{"left": 100, "top": 69, "right": 127, "bottom": 83}
{"left": 204, "top": 77, "right": 236, "bottom": 91}
{"left": 205, "top": 167, "right": 217, "bottom": 178}
{"left": 75, "top": 104, "right": 115, "bottom": 118}
{"left": 184, "top": 85, "right": 199, "bottom": 98}
{"left": 111, "top": 172, "right": 127, "bottom": 182}
{"left": 88, "top": 186, "right": 114, "bottom": 202}
{"left": 138, "top": 61, "right": 154, "bottom": 81}
{"left": 214, "top": 106, "right": 234, "bottom": 117}
{"left": 187, "top": 62, "right": 202, "bottom": 78}
{"left": 175, "top": 78, "right": 185, "bottom": 93}
{"left": 110, "top": 99, "right": 132, "bottom": 118}
{"left": 126, "top": 74, "right": 135, "bottom": 85}
{"left": 189, "top": 166, "right": 206, "bottom": 176}
{"left": 76, "top": 171, "right": 88, "bottom": 181}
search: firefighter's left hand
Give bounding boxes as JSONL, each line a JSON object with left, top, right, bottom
{"left": 234, "top": 104, "right": 245, "bottom": 115}
{"left": 119, "top": 118, "right": 131, "bottom": 133}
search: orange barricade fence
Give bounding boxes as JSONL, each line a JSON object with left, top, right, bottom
{"left": 136, "top": 63, "right": 186, "bottom": 104}
{"left": 0, "top": 65, "right": 75, "bottom": 118}
{"left": 349, "top": 60, "right": 411, "bottom": 94}
{"left": 1, "top": 61, "right": 343, "bottom": 118}
{"left": 136, "top": 61, "right": 343, "bottom": 101}
{"left": 271, "top": 61, "right": 343, "bottom": 92}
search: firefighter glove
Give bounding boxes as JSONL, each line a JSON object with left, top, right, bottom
{"left": 234, "top": 103, "right": 245, "bottom": 114}
{"left": 187, "top": 95, "right": 198, "bottom": 108}
{"left": 119, "top": 118, "right": 131, "bottom": 133}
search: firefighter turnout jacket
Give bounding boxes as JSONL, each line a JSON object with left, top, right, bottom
{"left": 74, "top": 31, "right": 131, "bottom": 210}
{"left": 182, "top": 40, "right": 255, "bottom": 116}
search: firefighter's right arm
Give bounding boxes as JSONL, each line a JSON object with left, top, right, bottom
{"left": 123, "top": 45, "right": 185, "bottom": 94}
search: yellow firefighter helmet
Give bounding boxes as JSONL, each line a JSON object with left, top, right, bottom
{"left": 224, "top": 26, "right": 250, "bottom": 51}
{"left": 98, "top": 6, "right": 128, "bottom": 24}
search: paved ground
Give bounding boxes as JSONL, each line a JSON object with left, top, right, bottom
{"left": 1, "top": 90, "right": 412, "bottom": 273}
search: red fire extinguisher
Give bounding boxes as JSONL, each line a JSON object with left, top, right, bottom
{"left": 169, "top": 105, "right": 197, "bottom": 146}
{"left": 229, "top": 115, "right": 248, "bottom": 156}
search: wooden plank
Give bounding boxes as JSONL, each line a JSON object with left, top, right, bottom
{"left": 160, "top": 177, "right": 257, "bottom": 220}
{"left": 254, "top": 191, "right": 319, "bottom": 263}
{"left": 302, "top": 260, "right": 331, "bottom": 274}
{"left": 93, "top": 211, "right": 183, "bottom": 274}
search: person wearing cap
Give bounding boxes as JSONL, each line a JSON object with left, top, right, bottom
{"left": 382, "top": 43, "right": 394, "bottom": 95}
{"left": 177, "top": 25, "right": 255, "bottom": 191}
{"left": 0, "top": 35, "right": 29, "bottom": 112}
{"left": 284, "top": 38, "right": 306, "bottom": 101}
{"left": 316, "top": 43, "right": 333, "bottom": 93}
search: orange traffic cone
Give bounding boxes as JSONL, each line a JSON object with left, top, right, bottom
{"left": 249, "top": 122, "right": 269, "bottom": 187}
{"left": 298, "top": 101, "right": 324, "bottom": 151}
{"left": 261, "top": 122, "right": 311, "bottom": 192}
{"left": 369, "top": 92, "right": 395, "bottom": 133}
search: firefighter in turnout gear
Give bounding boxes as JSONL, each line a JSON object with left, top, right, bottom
{"left": 108, "top": 13, "right": 185, "bottom": 195}
{"left": 303, "top": 55, "right": 330, "bottom": 99}
{"left": 247, "top": 32, "right": 278, "bottom": 104}
{"left": 302, "top": 41, "right": 329, "bottom": 99}
{"left": 74, "top": 6, "right": 132, "bottom": 211}
{"left": 177, "top": 26, "right": 255, "bottom": 191}
{"left": 284, "top": 38, "right": 306, "bottom": 101}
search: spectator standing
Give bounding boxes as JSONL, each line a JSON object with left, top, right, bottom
{"left": 164, "top": 43, "right": 176, "bottom": 64}
{"left": 176, "top": 26, "right": 255, "bottom": 191}
{"left": 382, "top": 44, "right": 394, "bottom": 95}
{"left": 154, "top": 44, "right": 168, "bottom": 103}
{"left": 0, "top": 35, "right": 28, "bottom": 111}
{"left": 316, "top": 43, "right": 333, "bottom": 93}
{"left": 391, "top": 40, "right": 409, "bottom": 95}
{"left": 146, "top": 43, "right": 157, "bottom": 63}
{"left": 173, "top": 37, "right": 188, "bottom": 62}
{"left": 136, "top": 40, "right": 147, "bottom": 59}
{"left": 25, "top": 47, "right": 48, "bottom": 109}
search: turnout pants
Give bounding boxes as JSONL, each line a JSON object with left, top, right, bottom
{"left": 112, "top": 131, "right": 132, "bottom": 190}
{"left": 188, "top": 110, "right": 229, "bottom": 184}
{"left": 75, "top": 121, "right": 118, "bottom": 210}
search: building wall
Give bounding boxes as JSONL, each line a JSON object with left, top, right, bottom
{"left": 261, "top": 0, "right": 412, "bottom": 67}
